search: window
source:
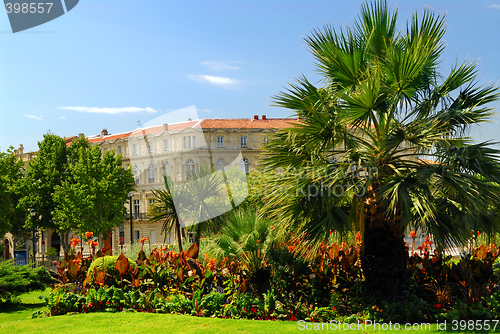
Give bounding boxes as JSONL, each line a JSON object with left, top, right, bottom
{"left": 186, "top": 159, "right": 195, "bottom": 175}
{"left": 148, "top": 142, "right": 153, "bottom": 153}
{"left": 133, "top": 199, "right": 140, "bottom": 217}
{"left": 149, "top": 230, "right": 156, "bottom": 244}
{"left": 148, "top": 164, "right": 155, "bottom": 183}
{"left": 164, "top": 139, "right": 169, "bottom": 151}
{"left": 216, "top": 158, "right": 225, "bottom": 171}
{"left": 192, "top": 136, "right": 196, "bottom": 148}
{"left": 149, "top": 199, "right": 154, "bottom": 206}
{"left": 164, "top": 162, "right": 171, "bottom": 178}
{"left": 240, "top": 158, "right": 249, "bottom": 174}
{"left": 184, "top": 136, "right": 193, "bottom": 149}
{"left": 133, "top": 165, "right": 139, "bottom": 185}
{"left": 134, "top": 230, "right": 140, "bottom": 243}
{"left": 240, "top": 136, "right": 247, "bottom": 147}
{"left": 217, "top": 136, "right": 224, "bottom": 147}
{"left": 133, "top": 144, "right": 138, "bottom": 155}
{"left": 263, "top": 136, "right": 269, "bottom": 143}
{"left": 118, "top": 146, "right": 123, "bottom": 154}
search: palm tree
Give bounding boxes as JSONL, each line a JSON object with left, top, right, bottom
{"left": 183, "top": 163, "right": 232, "bottom": 252}
{"left": 262, "top": 0, "right": 500, "bottom": 301}
{"left": 148, "top": 176, "right": 185, "bottom": 253}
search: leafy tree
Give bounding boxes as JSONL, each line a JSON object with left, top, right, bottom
{"left": 19, "top": 134, "right": 68, "bottom": 249}
{"left": 0, "top": 147, "right": 29, "bottom": 241}
{"left": 53, "top": 136, "right": 135, "bottom": 240}
{"left": 262, "top": 0, "right": 500, "bottom": 301}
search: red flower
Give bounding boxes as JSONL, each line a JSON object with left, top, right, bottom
{"left": 85, "top": 231, "right": 93, "bottom": 239}
{"left": 139, "top": 236, "right": 148, "bottom": 244}
{"left": 409, "top": 230, "right": 416, "bottom": 239}
{"left": 435, "top": 304, "right": 442, "bottom": 309}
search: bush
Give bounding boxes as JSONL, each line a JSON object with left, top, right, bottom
{"left": 87, "top": 255, "right": 135, "bottom": 286}
{"left": 0, "top": 260, "right": 54, "bottom": 304}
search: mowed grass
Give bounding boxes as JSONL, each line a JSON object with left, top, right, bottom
{"left": 0, "top": 289, "right": 486, "bottom": 334}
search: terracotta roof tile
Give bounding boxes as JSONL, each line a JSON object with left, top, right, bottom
{"left": 77, "top": 118, "right": 298, "bottom": 144}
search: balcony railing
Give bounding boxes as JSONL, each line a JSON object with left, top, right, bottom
{"left": 125, "top": 212, "right": 149, "bottom": 220}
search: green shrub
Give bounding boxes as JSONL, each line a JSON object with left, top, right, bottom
{"left": 87, "top": 255, "right": 135, "bottom": 286}
{"left": 45, "top": 247, "right": 58, "bottom": 257}
{"left": 0, "top": 260, "right": 54, "bottom": 304}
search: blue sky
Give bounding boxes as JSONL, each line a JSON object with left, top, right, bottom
{"left": 1, "top": 0, "right": 499, "bottom": 152}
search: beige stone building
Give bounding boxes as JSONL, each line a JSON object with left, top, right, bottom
{"left": 87, "top": 116, "right": 297, "bottom": 250}
{"left": 3, "top": 116, "right": 296, "bottom": 259}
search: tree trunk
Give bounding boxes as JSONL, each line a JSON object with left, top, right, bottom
{"left": 60, "top": 230, "right": 70, "bottom": 255}
{"left": 360, "top": 201, "right": 409, "bottom": 302}
{"left": 194, "top": 224, "right": 202, "bottom": 259}
{"left": 175, "top": 219, "right": 183, "bottom": 253}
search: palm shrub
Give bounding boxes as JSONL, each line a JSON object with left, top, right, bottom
{"left": 262, "top": 0, "right": 500, "bottom": 301}
{"left": 204, "top": 207, "right": 274, "bottom": 293}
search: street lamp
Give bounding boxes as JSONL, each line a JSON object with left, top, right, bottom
{"left": 30, "top": 208, "right": 36, "bottom": 268}
{"left": 129, "top": 192, "right": 134, "bottom": 245}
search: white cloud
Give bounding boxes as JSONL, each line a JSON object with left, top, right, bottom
{"left": 59, "top": 106, "right": 157, "bottom": 114}
{"left": 25, "top": 114, "right": 42, "bottom": 121}
{"left": 200, "top": 108, "right": 213, "bottom": 113}
{"left": 191, "top": 75, "right": 241, "bottom": 87}
{"left": 486, "top": 4, "right": 500, "bottom": 9}
{"left": 60, "top": 116, "right": 67, "bottom": 119}
{"left": 201, "top": 61, "right": 242, "bottom": 71}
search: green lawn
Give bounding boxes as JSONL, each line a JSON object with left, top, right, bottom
{"left": 0, "top": 289, "right": 491, "bottom": 334}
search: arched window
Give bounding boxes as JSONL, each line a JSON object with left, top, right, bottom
{"left": 216, "top": 158, "right": 225, "bottom": 171}
{"left": 186, "top": 159, "right": 195, "bottom": 175}
{"left": 164, "top": 162, "right": 171, "bottom": 178}
{"left": 133, "top": 165, "right": 139, "bottom": 185}
{"left": 240, "top": 158, "right": 249, "bottom": 174}
{"left": 148, "top": 164, "right": 155, "bottom": 183}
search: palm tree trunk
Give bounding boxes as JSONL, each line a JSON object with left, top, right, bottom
{"left": 360, "top": 201, "right": 408, "bottom": 302}
{"left": 175, "top": 218, "right": 183, "bottom": 253}
{"left": 194, "top": 224, "right": 202, "bottom": 259}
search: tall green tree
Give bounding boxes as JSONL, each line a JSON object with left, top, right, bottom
{"left": 19, "top": 134, "right": 68, "bottom": 249}
{"left": 262, "top": 0, "right": 500, "bottom": 300}
{"left": 53, "top": 136, "right": 135, "bottom": 240}
{"left": 0, "top": 147, "right": 29, "bottom": 241}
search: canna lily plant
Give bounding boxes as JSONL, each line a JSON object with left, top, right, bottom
{"left": 262, "top": 0, "right": 500, "bottom": 301}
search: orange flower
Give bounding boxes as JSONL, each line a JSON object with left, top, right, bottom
{"left": 73, "top": 258, "right": 82, "bottom": 264}
{"left": 288, "top": 245, "right": 296, "bottom": 253}
{"left": 87, "top": 240, "right": 98, "bottom": 247}
{"left": 85, "top": 231, "right": 93, "bottom": 239}
{"left": 139, "top": 236, "right": 148, "bottom": 244}
{"left": 409, "top": 230, "right": 416, "bottom": 239}
{"left": 70, "top": 238, "right": 81, "bottom": 248}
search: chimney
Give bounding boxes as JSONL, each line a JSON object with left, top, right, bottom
{"left": 187, "top": 118, "right": 192, "bottom": 121}
{"left": 19, "top": 144, "right": 24, "bottom": 154}
{"left": 78, "top": 133, "right": 85, "bottom": 137}
{"left": 101, "top": 129, "right": 109, "bottom": 136}
{"left": 261, "top": 115, "right": 267, "bottom": 120}
{"left": 253, "top": 115, "right": 259, "bottom": 120}
{"left": 163, "top": 123, "right": 169, "bottom": 131}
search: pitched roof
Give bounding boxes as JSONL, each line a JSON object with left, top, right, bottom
{"left": 83, "top": 118, "right": 298, "bottom": 144}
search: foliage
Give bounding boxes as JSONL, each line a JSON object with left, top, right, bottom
{"left": 86, "top": 254, "right": 136, "bottom": 287}
{"left": 19, "top": 133, "right": 68, "bottom": 233}
{"left": 53, "top": 136, "right": 135, "bottom": 236}
{"left": 148, "top": 175, "right": 185, "bottom": 252}
{"left": 0, "top": 261, "right": 53, "bottom": 304}
{"left": 0, "top": 147, "right": 27, "bottom": 239}
{"left": 261, "top": 0, "right": 500, "bottom": 301}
